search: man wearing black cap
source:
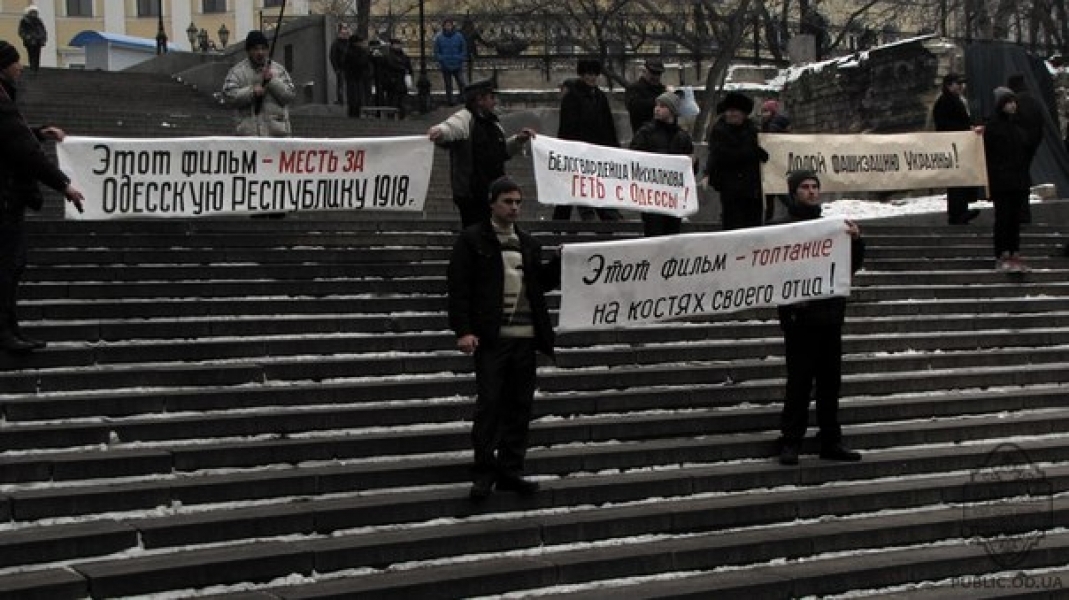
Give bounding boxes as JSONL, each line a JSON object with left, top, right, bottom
{"left": 624, "top": 59, "right": 666, "bottom": 137}
{"left": 0, "top": 40, "right": 85, "bottom": 352}
{"left": 221, "top": 30, "right": 296, "bottom": 137}
{"left": 629, "top": 91, "right": 695, "bottom": 237}
{"left": 704, "top": 91, "right": 768, "bottom": 230}
{"left": 931, "top": 73, "right": 981, "bottom": 224}
{"left": 775, "top": 170, "right": 864, "bottom": 466}
{"left": 554, "top": 59, "right": 622, "bottom": 222}
{"left": 447, "top": 176, "right": 560, "bottom": 501}
{"left": 382, "top": 38, "right": 413, "bottom": 119}
{"left": 428, "top": 79, "right": 536, "bottom": 227}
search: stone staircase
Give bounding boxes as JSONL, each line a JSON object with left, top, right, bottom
{"left": 2, "top": 68, "right": 1069, "bottom": 599}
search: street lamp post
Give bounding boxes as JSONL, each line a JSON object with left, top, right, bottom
{"left": 155, "top": 0, "right": 168, "bottom": 54}
{"left": 186, "top": 22, "right": 199, "bottom": 50}
{"left": 416, "top": 0, "right": 431, "bottom": 113}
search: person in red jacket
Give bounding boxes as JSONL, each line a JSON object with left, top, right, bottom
{"left": 0, "top": 41, "right": 84, "bottom": 352}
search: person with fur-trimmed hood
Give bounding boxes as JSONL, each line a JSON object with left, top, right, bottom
{"left": 984, "top": 86, "right": 1031, "bottom": 272}
{"left": 774, "top": 170, "right": 864, "bottom": 466}
{"left": 629, "top": 91, "right": 695, "bottom": 237}
{"left": 554, "top": 59, "right": 622, "bottom": 222}
{"left": 704, "top": 91, "right": 768, "bottom": 230}
{"left": 17, "top": 6, "right": 46, "bottom": 73}
{"left": 221, "top": 30, "right": 296, "bottom": 137}
{"left": 428, "top": 79, "right": 535, "bottom": 227}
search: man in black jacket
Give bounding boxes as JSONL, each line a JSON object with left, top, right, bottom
{"left": 624, "top": 59, "right": 666, "bottom": 138}
{"left": 554, "top": 59, "right": 622, "bottom": 222}
{"left": 775, "top": 170, "right": 864, "bottom": 466}
{"left": 0, "top": 41, "right": 84, "bottom": 352}
{"left": 447, "top": 177, "right": 561, "bottom": 501}
{"left": 328, "top": 23, "right": 350, "bottom": 105}
{"left": 931, "top": 73, "right": 980, "bottom": 224}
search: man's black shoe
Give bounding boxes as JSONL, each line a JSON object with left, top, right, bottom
{"left": 779, "top": 445, "right": 800, "bottom": 466}
{"left": 819, "top": 444, "right": 862, "bottom": 462}
{"left": 0, "top": 331, "right": 36, "bottom": 353}
{"left": 469, "top": 477, "right": 494, "bottom": 502}
{"left": 495, "top": 475, "right": 539, "bottom": 496}
{"left": 16, "top": 334, "right": 47, "bottom": 350}
{"left": 948, "top": 209, "right": 980, "bottom": 224}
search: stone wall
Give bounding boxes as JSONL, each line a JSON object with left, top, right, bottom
{"left": 782, "top": 37, "right": 962, "bottom": 134}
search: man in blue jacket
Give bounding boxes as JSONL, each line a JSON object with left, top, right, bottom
{"left": 433, "top": 18, "right": 467, "bottom": 106}
{"left": 447, "top": 177, "right": 560, "bottom": 501}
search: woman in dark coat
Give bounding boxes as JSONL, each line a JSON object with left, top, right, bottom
{"left": 17, "top": 6, "right": 46, "bottom": 73}
{"left": 704, "top": 92, "right": 768, "bottom": 230}
{"left": 983, "top": 87, "right": 1031, "bottom": 272}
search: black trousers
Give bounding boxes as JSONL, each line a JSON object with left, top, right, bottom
{"left": 0, "top": 209, "right": 28, "bottom": 334}
{"left": 333, "top": 69, "right": 345, "bottom": 104}
{"left": 993, "top": 189, "right": 1028, "bottom": 257}
{"left": 453, "top": 195, "right": 487, "bottom": 229}
{"left": 720, "top": 194, "right": 763, "bottom": 230}
{"left": 780, "top": 321, "right": 844, "bottom": 447}
{"left": 345, "top": 78, "right": 368, "bottom": 117}
{"left": 553, "top": 205, "right": 622, "bottom": 222}
{"left": 641, "top": 212, "right": 681, "bottom": 237}
{"left": 25, "top": 44, "right": 41, "bottom": 72}
{"left": 946, "top": 186, "right": 977, "bottom": 222}
{"left": 471, "top": 337, "right": 537, "bottom": 480}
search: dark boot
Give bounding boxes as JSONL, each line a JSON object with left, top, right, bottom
{"left": 0, "top": 328, "right": 36, "bottom": 353}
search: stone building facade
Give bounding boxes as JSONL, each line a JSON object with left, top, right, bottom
{"left": 780, "top": 36, "right": 961, "bottom": 134}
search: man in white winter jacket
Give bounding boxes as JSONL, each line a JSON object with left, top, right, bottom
{"left": 427, "top": 79, "right": 534, "bottom": 227}
{"left": 222, "top": 30, "right": 296, "bottom": 138}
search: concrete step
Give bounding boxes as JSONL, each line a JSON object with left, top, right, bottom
{"left": 4, "top": 456, "right": 1063, "bottom": 597}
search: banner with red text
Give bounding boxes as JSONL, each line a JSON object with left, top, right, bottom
{"left": 559, "top": 218, "right": 853, "bottom": 331}
{"left": 57, "top": 135, "right": 434, "bottom": 219}
{"left": 759, "top": 131, "right": 987, "bottom": 194}
{"left": 530, "top": 135, "right": 699, "bottom": 217}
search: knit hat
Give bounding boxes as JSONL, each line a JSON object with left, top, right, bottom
{"left": 716, "top": 91, "right": 754, "bottom": 115}
{"left": 787, "top": 170, "right": 820, "bottom": 198}
{"left": 488, "top": 176, "right": 521, "bottom": 204}
{"left": 0, "top": 41, "right": 20, "bottom": 71}
{"left": 245, "top": 30, "right": 270, "bottom": 50}
{"left": 656, "top": 91, "right": 681, "bottom": 117}
{"left": 993, "top": 86, "right": 1016, "bottom": 109}
{"left": 25, "top": 5, "right": 38, "bottom": 14}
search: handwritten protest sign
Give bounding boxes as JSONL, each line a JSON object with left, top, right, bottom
{"left": 760, "top": 131, "right": 988, "bottom": 194}
{"left": 559, "top": 218, "right": 853, "bottom": 331}
{"left": 531, "top": 135, "right": 698, "bottom": 218}
{"left": 57, "top": 135, "right": 434, "bottom": 219}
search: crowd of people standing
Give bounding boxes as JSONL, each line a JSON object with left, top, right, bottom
{"left": 3, "top": 24, "right": 1060, "bottom": 500}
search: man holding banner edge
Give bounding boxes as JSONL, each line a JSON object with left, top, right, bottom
{"left": 774, "top": 170, "right": 864, "bottom": 466}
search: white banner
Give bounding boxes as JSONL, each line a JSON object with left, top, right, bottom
{"left": 531, "top": 134, "right": 699, "bottom": 217}
{"left": 760, "top": 131, "right": 988, "bottom": 194}
{"left": 57, "top": 135, "right": 435, "bottom": 219}
{"left": 559, "top": 218, "right": 854, "bottom": 331}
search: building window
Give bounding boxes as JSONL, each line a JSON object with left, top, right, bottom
{"left": 203, "top": 0, "right": 226, "bottom": 14}
{"left": 264, "top": 0, "right": 283, "bottom": 7}
{"left": 137, "top": 0, "right": 159, "bottom": 17}
{"left": 67, "top": 0, "right": 93, "bottom": 17}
